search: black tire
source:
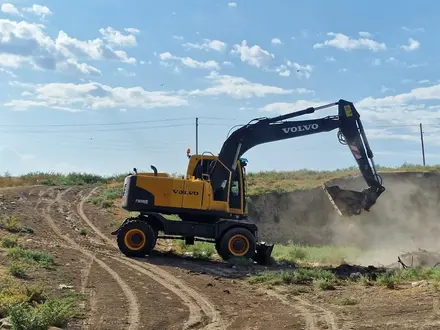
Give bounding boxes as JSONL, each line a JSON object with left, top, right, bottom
{"left": 116, "top": 218, "right": 157, "bottom": 257}
{"left": 216, "top": 227, "right": 256, "bottom": 261}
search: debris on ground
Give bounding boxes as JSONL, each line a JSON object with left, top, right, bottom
{"left": 387, "top": 249, "right": 440, "bottom": 269}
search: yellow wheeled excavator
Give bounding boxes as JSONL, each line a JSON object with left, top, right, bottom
{"left": 111, "top": 99, "right": 386, "bottom": 264}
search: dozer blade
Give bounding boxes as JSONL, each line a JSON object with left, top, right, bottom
{"left": 322, "top": 183, "right": 383, "bottom": 217}
{"left": 252, "top": 242, "right": 274, "bottom": 265}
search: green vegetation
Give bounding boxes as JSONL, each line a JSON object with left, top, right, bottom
{"left": 1, "top": 162, "right": 439, "bottom": 196}
{"left": 336, "top": 297, "right": 359, "bottom": 305}
{"left": 272, "top": 242, "right": 361, "bottom": 265}
{"left": 177, "top": 241, "right": 217, "bottom": 260}
{"left": 0, "top": 233, "right": 81, "bottom": 329}
{"left": 246, "top": 163, "right": 440, "bottom": 195}
{"left": 0, "top": 171, "right": 125, "bottom": 188}
{"left": 89, "top": 187, "right": 121, "bottom": 208}
{"left": 0, "top": 216, "right": 34, "bottom": 234}
{"left": 1, "top": 235, "right": 55, "bottom": 281}
{"left": 248, "top": 268, "right": 338, "bottom": 290}
{"left": 0, "top": 276, "right": 81, "bottom": 329}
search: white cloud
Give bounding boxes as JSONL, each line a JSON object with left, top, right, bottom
{"left": 182, "top": 39, "right": 227, "bottom": 52}
{"left": 286, "top": 60, "right": 313, "bottom": 79}
{"left": 419, "top": 80, "right": 430, "bottom": 85}
{"left": 159, "top": 51, "right": 220, "bottom": 70}
{"left": 228, "top": 2, "right": 237, "bottom": 7}
{"left": 186, "top": 71, "right": 296, "bottom": 99}
{"left": 117, "top": 67, "right": 136, "bottom": 77}
{"left": 0, "top": 18, "right": 136, "bottom": 77}
{"left": 271, "top": 38, "right": 282, "bottom": 45}
{"left": 260, "top": 100, "right": 331, "bottom": 115}
{"left": 325, "top": 56, "right": 336, "bottom": 62}
{"left": 5, "top": 81, "right": 188, "bottom": 111}
{"left": 372, "top": 58, "right": 381, "bottom": 66}
{"left": 0, "top": 67, "right": 17, "bottom": 78}
{"left": 223, "top": 61, "right": 234, "bottom": 67}
{"left": 359, "top": 31, "right": 372, "bottom": 38}
{"left": 380, "top": 85, "right": 394, "bottom": 93}
{"left": 22, "top": 4, "right": 52, "bottom": 19}
{"left": 173, "top": 35, "right": 184, "bottom": 40}
{"left": 313, "top": 32, "right": 387, "bottom": 52}
{"left": 401, "top": 38, "right": 420, "bottom": 52}
{"left": 124, "top": 28, "right": 140, "bottom": 34}
{"left": 401, "top": 26, "right": 425, "bottom": 34}
{"left": 231, "top": 40, "right": 274, "bottom": 68}
{"left": 99, "top": 26, "right": 137, "bottom": 47}
{"left": 356, "top": 84, "right": 440, "bottom": 128}
{"left": 1, "top": 3, "right": 21, "bottom": 16}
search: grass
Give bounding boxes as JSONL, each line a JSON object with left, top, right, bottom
{"left": 0, "top": 233, "right": 81, "bottom": 329}
{"left": 0, "top": 171, "right": 125, "bottom": 188}
{"left": 246, "top": 163, "right": 440, "bottom": 195}
{"left": 272, "top": 242, "right": 362, "bottom": 265}
{"left": 248, "top": 268, "right": 338, "bottom": 290}
{"left": 0, "top": 216, "right": 34, "bottom": 234}
{"left": 0, "top": 275, "right": 81, "bottom": 329}
{"left": 1, "top": 162, "right": 439, "bottom": 196}
{"left": 177, "top": 240, "right": 217, "bottom": 260}
{"left": 89, "top": 187, "right": 122, "bottom": 208}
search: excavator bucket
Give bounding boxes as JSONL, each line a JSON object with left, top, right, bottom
{"left": 322, "top": 183, "right": 382, "bottom": 217}
{"left": 252, "top": 242, "right": 274, "bottom": 265}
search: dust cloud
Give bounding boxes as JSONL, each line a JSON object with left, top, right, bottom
{"left": 248, "top": 172, "right": 440, "bottom": 266}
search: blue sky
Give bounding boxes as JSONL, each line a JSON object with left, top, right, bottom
{"left": 1, "top": 0, "right": 439, "bottom": 176}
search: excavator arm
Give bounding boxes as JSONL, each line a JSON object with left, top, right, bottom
{"left": 209, "top": 99, "right": 385, "bottom": 216}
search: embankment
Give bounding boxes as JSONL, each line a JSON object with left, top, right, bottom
{"left": 248, "top": 171, "right": 440, "bottom": 263}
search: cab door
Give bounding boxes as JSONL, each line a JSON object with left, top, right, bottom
{"left": 228, "top": 161, "right": 243, "bottom": 214}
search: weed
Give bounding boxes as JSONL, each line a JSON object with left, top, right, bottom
{"left": 178, "top": 241, "right": 216, "bottom": 260}
{"left": 79, "top": 228, "right": 88, "bottom": 236}
{"left": 1, "top": 236, "right": 19, "bottom": 248}
{"left": 272, "top": 243, "right": 360, "bottom": 265}
{"left": 314, "top": 278, "right": 336, "bottom": 291}
{"left": 8, "top": 295, "right": 78, "bottom": 329}
{"left": 6, "top": 246, "right": 54, "bottom": 269}
{"left": 248, "top": 267, "right": 338, "bottom": 288}
{"left": 89, "top": 187, "right": 121, "bottom": 208}
{"left": 0, "top": 216, "right": 33, "bottom": 234}
{"left": 8, "top": 262, "right": 27, "bottom": 279}
{"left": 336, "top": 297, "right": 358, "bottom": 305}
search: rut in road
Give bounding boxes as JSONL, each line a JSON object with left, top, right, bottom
{"left": 76, "top": 187, "right": 226, "bottom": 330}
{"left": 36, "top": 187, "right": 141, "bottom": 330}
{"left": 266, "top": 288, "right": 340, "bottom": 330}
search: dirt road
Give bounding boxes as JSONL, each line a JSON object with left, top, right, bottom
{"left": 2, "top": 184, "right": 440, "bottom": 330}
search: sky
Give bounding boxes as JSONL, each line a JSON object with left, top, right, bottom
{"left": 1, "top": 0, "right": 440, "bottom": 176}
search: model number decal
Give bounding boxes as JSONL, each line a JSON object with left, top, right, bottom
{"left": 173, "top": 189, "right": 199, "bottom": 196}
{"left": 135, "top": 199, "right": 149, "bottom": 204}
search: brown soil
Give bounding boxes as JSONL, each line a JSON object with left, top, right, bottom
{"left": 2, "top": 184, "right": 440, "bottom": 329}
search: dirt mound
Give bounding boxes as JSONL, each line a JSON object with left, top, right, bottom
{"left": 248, "top": 171, "right": 440, "bottom": 265}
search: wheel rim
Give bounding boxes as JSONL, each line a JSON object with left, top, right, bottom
{"left": 228, "top": 234, "right": 250, "bottom": 256}
{"left": 124, "top": 229, "right": 146, "bottom": 250}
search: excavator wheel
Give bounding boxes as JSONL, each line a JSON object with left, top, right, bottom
{"left": 116, "top": 218, "right": 157, "bottom": 257}
{"left": 216, "top": 227, "right": 257, "bottom": 261}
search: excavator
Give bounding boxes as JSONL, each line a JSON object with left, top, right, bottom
{"left": 111, "top": 99, "right": 386, "bottom": 264}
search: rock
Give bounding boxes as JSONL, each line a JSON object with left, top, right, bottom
{"left": 0, "top": 317, "right": 12, "bottom": 329}
{"left": 411, "top": 280, "right": 429, "bottom": 287}
{"left": 59, "top": 284, "right": 73, "bottom": 289}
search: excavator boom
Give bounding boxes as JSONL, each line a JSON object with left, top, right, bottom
{"left": 210, "top": 99, "right": 385, "bottom": 217}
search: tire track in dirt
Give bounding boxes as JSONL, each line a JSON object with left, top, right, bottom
{"left": 77, "top": 187, "right": 226, "bottom": 330}
{"left": 265, "top": 287, "right": 339, "bottom": 330}
{"left": 37, "top": 187, "right": 141, "bottom": 330}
